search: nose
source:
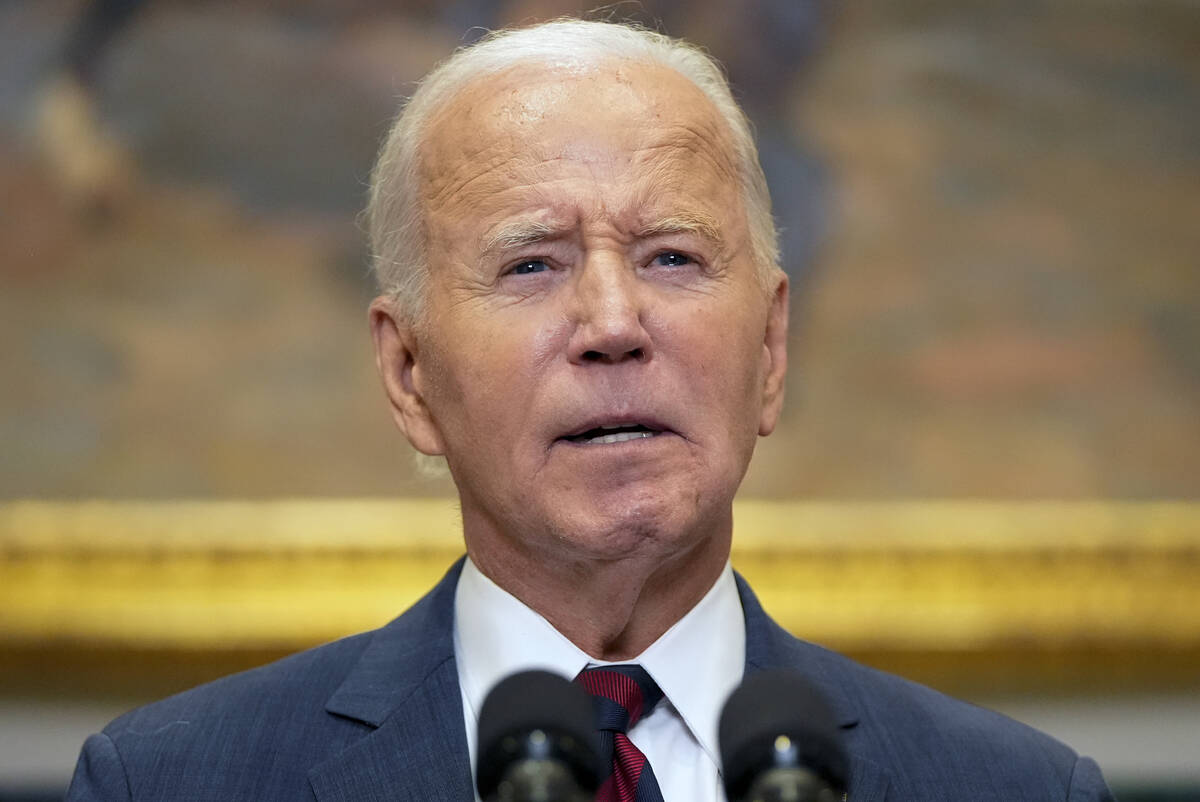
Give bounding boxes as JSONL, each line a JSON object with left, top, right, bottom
{"left": 566, "top": 254, "right": 653, "bottom": 365}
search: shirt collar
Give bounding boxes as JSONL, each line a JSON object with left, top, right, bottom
{"left": 634, "top": 562, "right": 746, "bottom": 764}
{"left": 454, "top": 557, "right": 746, "bottom": 766}
{"left": 454, "top": 557, "right": 592, "bottom": 726}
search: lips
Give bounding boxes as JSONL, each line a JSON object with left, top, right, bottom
{"left": 557, "top": 418, "right": 672, "bottom": 446}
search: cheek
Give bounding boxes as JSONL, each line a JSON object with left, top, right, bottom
{"left": 676, "top": 299, "right": 763, "bottom": 380}
{"left": 436, "top": 313, "right": 563, "bottom": 432}
{"left": 474, "top": 314, "right": 562, "bottom": 383}
{"left": 691, "top": 315, "right": 768, "bottom": 431}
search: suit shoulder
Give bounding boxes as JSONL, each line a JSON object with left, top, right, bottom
{"left": 89, "top": 630, "right": 381, "bottom": 800}
{"left": 794, "top": 641, "right": 1084, "bottom": 795}
{"left": 71, "top": 562, "right": 467, "bottom": 801}
{"left": 106, "top": 630, "right": 374, "bottom": 739}
{"left": 860, "top": 657, "right": 1071, "bottom": 750}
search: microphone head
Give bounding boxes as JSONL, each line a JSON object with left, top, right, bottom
{"left": 719, "top": 669, "right": 848, "bottom": 801}
{"left": 475, "top": 669, "right": 602, "bottom": 801}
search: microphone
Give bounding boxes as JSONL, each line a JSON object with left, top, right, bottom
{"left": 475, "top": 669, "right": 602, "bottom": 802}
{"left": 719, "top": 670, "right": 849, "bottom": 802}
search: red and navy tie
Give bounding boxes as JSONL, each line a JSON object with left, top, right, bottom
{"left": 574, "top": 665, "right": 666, "bottom": 802}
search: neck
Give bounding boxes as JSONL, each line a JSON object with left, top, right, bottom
{"left": 464, "top": 516, "right": 732, "bottom": 661}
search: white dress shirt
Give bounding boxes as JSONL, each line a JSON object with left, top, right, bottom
{"left": 454, "top": 557, "right": 746, "bottom": 802}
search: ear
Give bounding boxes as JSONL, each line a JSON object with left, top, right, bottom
{"left": 368, "top": 296, "right": 446, "bottom": 456}
{"left": 758, "top": 275, "right": 789, "bottom": 437}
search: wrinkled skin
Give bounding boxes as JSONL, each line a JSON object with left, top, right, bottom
{"left": 371, "top": 59, "right": 788, "bottom": 657}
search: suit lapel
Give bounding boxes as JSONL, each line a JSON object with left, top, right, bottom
{"left": 308, "top": 560, "right": 475, "bottom": 802}
{"left": 736, "top": 573, "right": 893, "bottom": 802}
{"left": 304, "top": 562, "right": 891, "bottom": 801}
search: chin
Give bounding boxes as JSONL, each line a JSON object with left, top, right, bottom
{"left": 546, "top": 481, "right": 725, "bottom": 562}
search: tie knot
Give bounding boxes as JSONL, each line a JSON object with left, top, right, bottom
{"left": 574, "top": 664, "right": 664, "bottom": 734}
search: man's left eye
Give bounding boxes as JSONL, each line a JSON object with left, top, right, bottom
{"left": 509, "top": 259, "right": 549, "bottom": 275}
{"left": 652, "top": 252, "right": 693, "bottom": 267}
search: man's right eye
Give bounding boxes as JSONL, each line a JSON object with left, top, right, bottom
{"left": 508, "top": 260, "right": 549, "bottom": 275}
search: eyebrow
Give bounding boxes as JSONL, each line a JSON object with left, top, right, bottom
{"left": 479, "top": 221, "right": 566, "bottom": 258}
{"left": 637, "top": 213, "right": 725, "bottom": 250}
{"left": 478, "top": 211, "right": 726, "bottom": 257}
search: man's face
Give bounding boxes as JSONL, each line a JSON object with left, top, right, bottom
{"left": 373, "top": 60, "right": 787, "bottom": 565}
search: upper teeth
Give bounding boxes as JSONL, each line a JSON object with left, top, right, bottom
{"left": 589, "top": 431, "right": 654, "bottom": 445}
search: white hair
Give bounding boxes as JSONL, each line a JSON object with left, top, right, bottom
{"left": 366, "top": 18, "right": 781, "bottom": 321}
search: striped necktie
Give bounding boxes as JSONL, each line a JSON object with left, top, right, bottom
{"left": 574, "top": 664, "right": 666, "bottom": 802}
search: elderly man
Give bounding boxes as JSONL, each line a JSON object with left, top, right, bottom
{"left": 66, "top": 19, "right": 1113, "bottom": 802}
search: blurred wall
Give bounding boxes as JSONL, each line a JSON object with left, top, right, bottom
{"left": 1, "top": 0, "right": 1196, "bottom": 500}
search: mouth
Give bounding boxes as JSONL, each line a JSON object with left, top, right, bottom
{"left": 559, "top": 421, "right": 667, "bottom": 446}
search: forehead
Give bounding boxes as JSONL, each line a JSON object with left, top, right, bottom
{"left": 418, "top": 60, "right": 742, "bottom": 235}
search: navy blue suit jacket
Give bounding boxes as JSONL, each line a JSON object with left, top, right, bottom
{"left": 67, "top": 560, "right": 1114, "bottom": 800}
